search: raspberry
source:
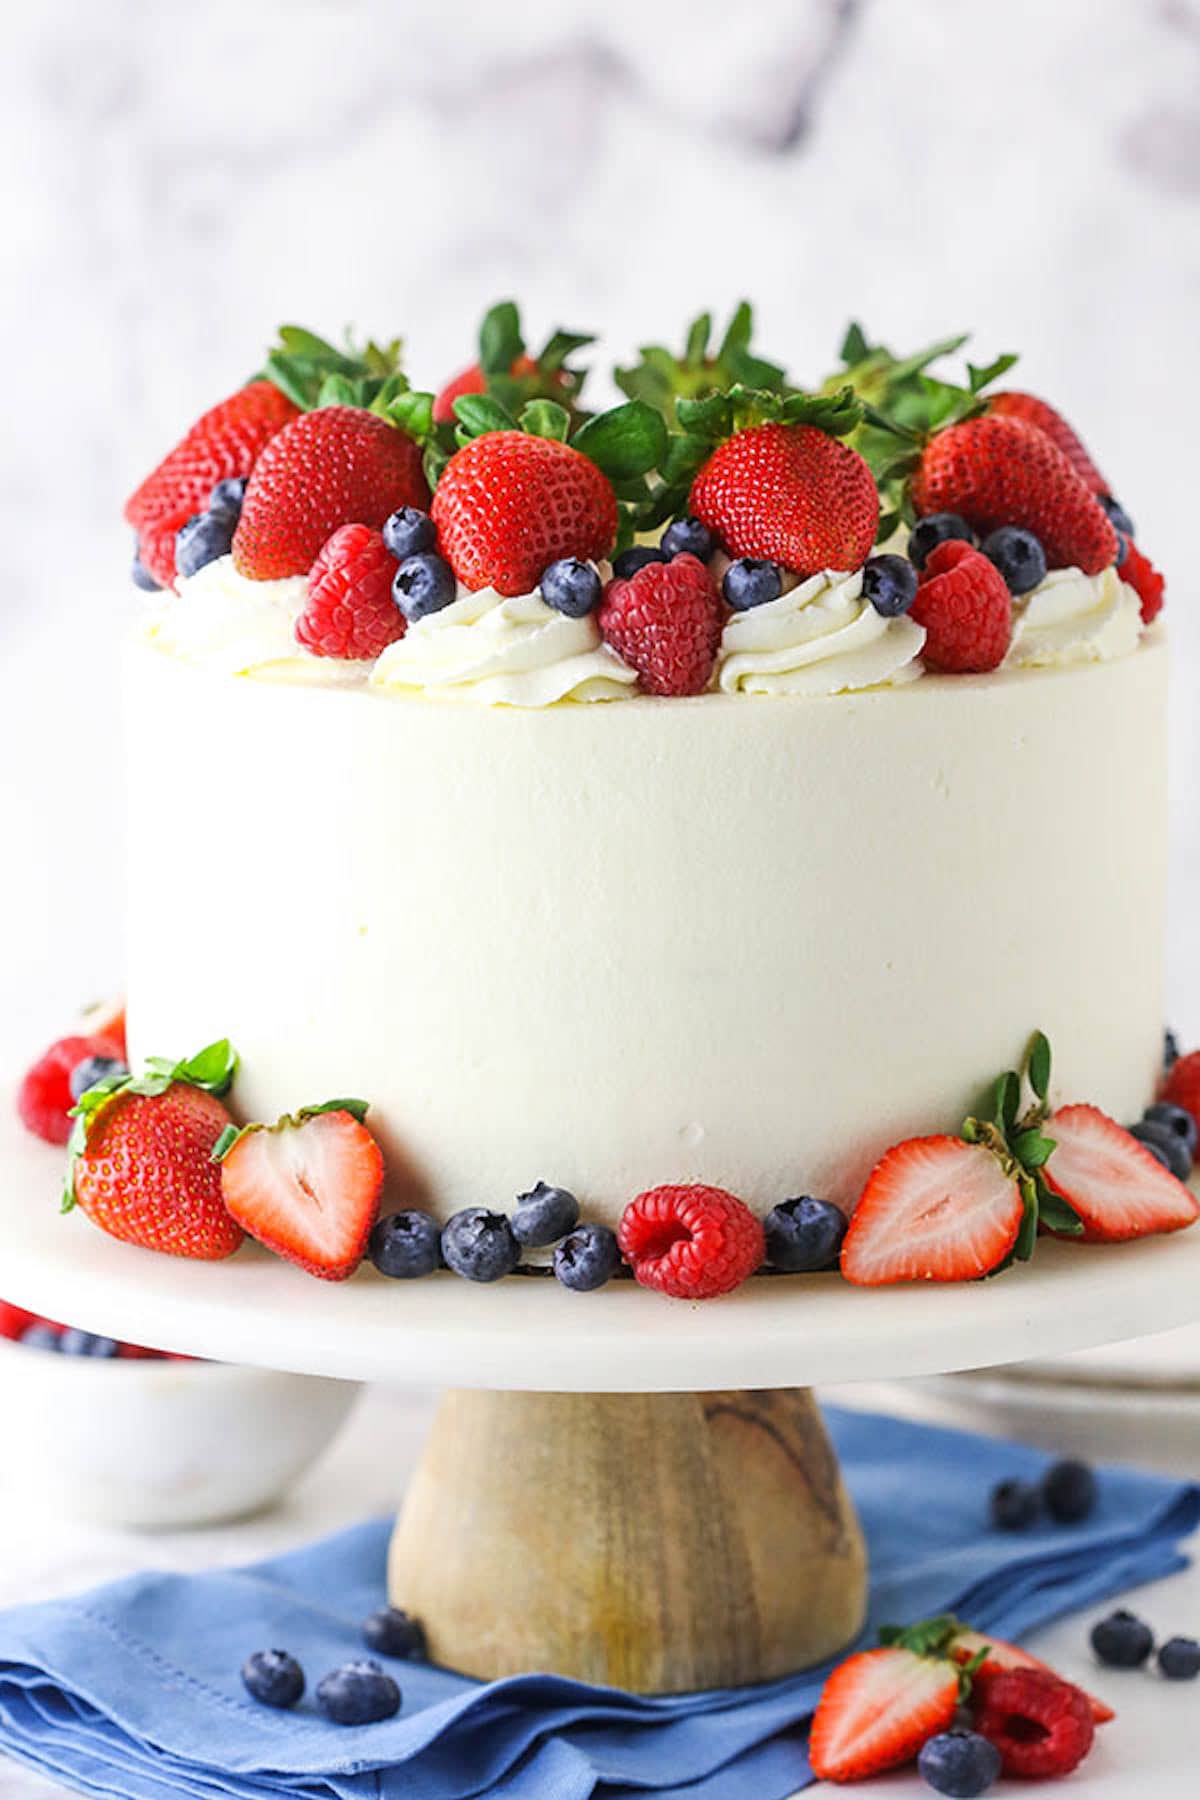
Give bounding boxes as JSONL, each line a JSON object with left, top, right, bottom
{"left": 911, "top": 539, "right": 1012, "bottom": 674}
{"left": 17, "top": 1033, "right": 122, "bottom": 1146}
{"left": 1163, "top": 1048, "right": 1200, "bottom": 1131}
{"left": 617, "top": 1184, "right": 764, "bottom": 1298}
{"left": 297, "top": 525, "right": 406, "bottom": 661}
{"left": 597, "top": 553, "right": 723, "bottom": 697}
{"left": 974, "top": 1667, "right": 1095, "bottom": 1779}
{"left": 1119, "top": 540, "right": 1165, "bottom": 625}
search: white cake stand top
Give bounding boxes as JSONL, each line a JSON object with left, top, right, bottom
{"left": 4, "top": 1089, "right": 1200, "bottom": 1392}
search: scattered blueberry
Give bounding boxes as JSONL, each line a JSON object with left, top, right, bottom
{"left": 1042, "top": 1458, "right": 1097, "bottom": 1524}
{"left": 989, "top": 1478, "right": 1041, "bottom": 1531}
{"left": 917, "top": 1728, "right": 1001, "bottom": 1798}
{"left": 440, "top": 1208, "right": 521, "bottom": 1282}
{"left": 60, "top": 1329, "right": 119, "bottom": 1358}
{"left": 19, "top": 1323, "right": 62, "bottom": 1353}
{"left": 554, "top": 1222, "right": 622, "bottom": 1291}
{"left": 612, "top": 546, "right": 666, "bottom": 579}
{"left": 315, "top": 1658, "right": 400, "bottom": 1725}
{"left": 861, "top": 553, "right": 918, "bottom": 618}
{"left": 1165, "top": 1027, "right": 1181, "bottom": 1071}
{"left": 1091, "top": 1608, "right": 1155, "bottom": 1668}
{"left": 69, "top": 1055, "right": 129, "bottom": 1102}
{"left": 1143, "top": 1100, "right": 1198, "bottom": 1161}
{"left": 980, "top": 525, "right": 1047, "bottom": 596}
{"left": 209, "top": 476, "right": 247, "bottom": 518}
{"left": 540, "top": 558, "right": 602, "bottom": 618}
{"left": 1158, "top": 1635, "right": 1200, "bottom": 1680}
{"left": 175, "top": 509, "right": 235, "bottom": 579}
{"left": 661, "top": 516, "right": 715, "bottom": 561}
{"left": 1129, "top": 1119, "right": 1192, "bottom": 1182}
{"left": 392, "top": 552, "right": 456, "bottom": 622}
{"left": 764, "top": 1197, "right": 847, "bottom": 1272}
{"left": 362, "top": 1606, "right": 426, "bottom": 1660}
{"left": 241, "top": 1649, "right": 305, "bottom": 1709}
{"left": 368, "top": 1210, "right": 443, "bottom": 1279}
{"left": 131, "top": 545, "right": 160, "bottom": 592}
{"left": 1099, "top": 494, "right": 1136, "bottom": 540}
{"left": 383, "top": 506, "right": 437, "bottom": 561}
{"left": 722, "top": 557, "right": 783, "bottom": 611}
{"left": 511, "top": 1181, "right": 579, "bottom": 1247}
{"left": 908, "top": 513, "right": 975, "bottom": 570}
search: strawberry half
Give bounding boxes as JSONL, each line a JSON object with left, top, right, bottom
{"left": 217, "top": 1102, "right": 384, "bottom": 1281}
{"left": 689, "top": 421, "right": 879, "bottom": 576}
{"left": 809, "top": 1646, "right": 960, "bottom": 1782}
{"left": 950, "top": 1627, "right": 1114, "bottom": 1724}
{"left": 841, "top": 1137, "right": 1024, "bottom": 1286}
{"left": 1041, "top": 1104, "right": 1199, "bottom": 1242}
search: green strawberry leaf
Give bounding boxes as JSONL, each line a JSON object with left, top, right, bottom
{"left": 479, "top": 300, "right": 524, "bottom": 377}
{"left": 519, "top": 399, "right": 571, "bottom": 442}
{"left": 685, "top": 311, "right": 713, "bottom": 367}
{"left": 968, "top": 352, "right": 1019, "bottom": 395}
{"left": 839, "top": 320, "right": 872, "bottom": 366}
{"left": 317, "top": 372, "right": 362, "bottom": 409}
{"left": 991, "top": 1069, "right": 1021, "bottom": 1134}
{"left": 276, "top": 324, "right": 343, "bottom": 360}
{"left": 1028, "top": 1030, "right": 1052, "bottom": 1102}
{"left": 1010, "top": 1129, "right": 1056, "bottom": 1170}
{"left": 386, "top": 389, "right": 435, "bottom": 440}
{"left": 717, "top": 301, "right": 752, "bottom": 360}
{"left": 674, "top": 393, "right": 734, "bottom": 441}
{"left": 539, "top": 328, "right": 596, "bottom": 374}
{"left": 453, "top": 394, "right": 518, "bottom": 441}
{"left": 1037, "top": 1183, "right": 1085, "bottom": 1235}
{"left": 571, "top": 401, "right": 668, "bottom": 483}
{"left": 878, "top": 1613, "right": 962, "bottom": 1658}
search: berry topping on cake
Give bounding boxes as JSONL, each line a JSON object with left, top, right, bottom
{"left": 392, "top": 552, "right": 457, "bottom": 622}
{"left": 1118, "top": 538, "right": 1165, "bottom": 624}
{"left": 368, "top": 1209, "right": 443, "bottom": 1279}
{"left": 1040, "top": 1104, "right": 1199, "bottom": 1241}
{"left": 611, "top": 545, "right": 668, "bottom": 578}
{"left": 297, "top": 524, "right": 407, "bottom": 661}
{"left": 540, "top": 557, "right": 603, "bottom": 618}
{"left": 554, "top": 1222, "right": 622, "bottom": 1291}
{"left": 382, "top": 506, "right": 437, "bottom": 561}
{"left": 841, "top": 1137, "right": 1024, "bottom": 1285}
{"left": 763, "top": 1195, "right": 847, "bottom": 1272}
{"left": 440, "top": 1207, "right": 521, "bottom": 1282}
{"left": 979, "top": 524, "right": 1046, "bottom": 596}
{"left": 69, "top": 1053, "right": 129, "bottom": 1102}
{"left": 597, "top": 552, "right": 723, "bottom": 697}
{"left": 1128, "top": 1117, "right": 1192, "bottom": 1180}
{"left": 511, "top": 1180, "right": 580, "bottom": 1247}
{"left": 19, "top": 1031, "right": 126, "bottom": 1145}
{"left": 907, "top": 512, "right": 976, "bottom": 571}
{"left": 660, "top": 515, "right": 716, "bottom": 561}
{"left": 433, "top": 300, "right": 593, "bottom": 426}
{"left": 973, "top": 1667, "right": 1095, "bottom": 1779}
{"left": 614, "top": 301, "right": 787, "bottom": 425}
{"left": 1162, "top": 1047, "right": 1200, "bottom": 1131}
{"left": 689, "top": 420, "right": 879, "bottom": 576}
{"left": 861, "top": 552, "right": 918, "bottom": 617}
{"left": 721, "top": 556, "right": 783, "bottom": 611}
{"left": 617, "top": 1184, "right": 764, "bottom": 1299}
{"left": 911, "top": 540, "right": 1012, "bottom": 674}
{"left": 809, "top": 1645, "right": 961, "bottom": 1783}
{"left": 987, "top": 389, "right": 1109, "bottom": 494}
{"left": 1143, "top": 1099, "right": 1199, "bottom": 1160}
{"left": 216, "top": 1101, "right": 383, "bottom": 1281}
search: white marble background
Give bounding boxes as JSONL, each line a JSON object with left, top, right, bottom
{"left": 1, "top": 0, "right": 1199, "bottom": 1059}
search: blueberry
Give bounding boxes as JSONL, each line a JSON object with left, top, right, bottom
{"left": 209, "top": 476, "right": 247, "bottom": 518}
{"left": 540, "top": 558, "right": 602, "bottom": 619}
{"left": 917, "top": 1728, "right": 1001, "bottom": 1798}
{"left": 661, "top": 516, "right": 715, "bottom": 561}
{"left": 241, "top": 1649, "right": 305, "bottom": 1709}
{"left": 909, "top": 513, "right": 974, "bottom": 571}
{"left": 131, "top": 545, "right": 161, "bottom": 592}
{"left": 1113, "top": 529, "right": 1129, "bottom": 568}
{"left": 383, "top": 506, "right": 436, "bottom": 561}
{"left": 368, "top": 1210, "right": 442, "bottom": 1279}
{"left": 1158, "top": 1635, "right": 1200, "bottom": 1680}
{"left": 1165, "top": 1027, "right": 1181, "bottom": 1071}
{"left": 1091, "top": 1608, "right": 1154, "bottom": 1668}
{"left": 612, "top": 546, "right": 666, "bottom": 579}
{"left": 60, "top": 1329, "right": 119, "bottom": 1358}
{"left": 440, "top": 1208, "right": 521, "bottom": 1282}
{"left": 1143, "top": 1100, "right": 1198, "bottom": 1161}
{"left": 861, "top": 553, "right": 918, "bottom": 618}
{"left": 1042, "top": 1458, "right": 1097, "bottom": 1523}
{"left": 69, "top": 1055, "right": 129, "bottom": 1102}
{"left": 1099, "top": 494, "right": 1136, "bottom": 539}
{"left": 989, "top": 1477, "right": 1041, "bottom": 1531}
{"left": 19, "top": 1323, "right": 62, "bottom": 1353}
{"left": 175, "top": 509, "right": 235, "bottom": 579}
{"left": 511, "top": 1180, "right": 579, "bottom": 1247}
{"left": 980, "top": 525, "right": 1046, "bottom": 596}
{"left": 362, "top": 1606, "right": 426, "bottom": 1660}
{"left": 764, "top": 1197, "right": 846, "bottom": 1272}
{"left": 315, "top": 1658, "right": 400, "bottom": 1725}
{"left": 392, "top": 552, "right": 456, "bottom": 623}
{"left": 722, "top": 557, "right": 783, "bottom": 611}
{"left": 554, "top": 1222, "right": 622, "bottom": 1291}
{"left": 1129, "top": 1119, "right": 1192, "bottom": 1182}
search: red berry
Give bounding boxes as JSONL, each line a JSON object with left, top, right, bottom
{"left": 1042, "top": 1103, "right": 1198, "bottom": 1241}
{"left": 974, "top": 1666, "right": 1095, "bottom": 1779}
{"left": 690, "top": 422, "right": 879, "bottom": 577}
{"left": 911, "top": 540, "right": 1012, "bottom": 674}
{"left": 1119, "top": 540, "right": 1165, "bottom": 624}
{"left": 988, "top": 390, "right": 1108, "bottom": 494}
{"left": 297, "top": 525, "right": 406, "bottom": 660}
{"left": 220, "top": 1107, "right": 384, "bottom": 1281}
{"left": 0, "top": 1303, "right": 39, "bottom": 1341}
{"left": 809, "top": 1647, "right": 960, "bottom": 1782}
{"left": 433, "top": 353, "right": 541, "bottom": 424}
{"left": 1163, "top": 1048, "right": 1200, "bottom": 1129}
{"left": 597, "top": 553, "right": 723, "bottom": 697}
{"left": 951, "top": 1627, "right": 1114, "bottom": 1725}
{"left": 617, "top": 1184, "right": 764, "bottom": 1299}
{"left": 841, "top": 1135, "right": 1024, "bottom": 1285}
{"left": 17, "top": 1033, "right": 124, "bottom": 1146}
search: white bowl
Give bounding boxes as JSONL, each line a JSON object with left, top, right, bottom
{"left": 0, "top": 1338, "right": 362, "bottom": 1527}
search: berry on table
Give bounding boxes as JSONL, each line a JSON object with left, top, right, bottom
{"left": 721, "top": 557, "right": 783, "bottom": 611}
{"left": 175, "top": 509, "right": 236, "bottom": 580}
{"left": 554, "top": 1222, "right": 622, "bottom": 1291}
{"left": 20, "top": 1322, "right": 63, "bottom": 1353}
{"left": 1042, "top": 1457, "right": 1097, "bottom": 1524}
{"left": 362, "top": 1606, "right": 426, "bottom": 1660}
{"left": 368, "top": 1210, "right": 442, "bottom": 1279}
{"left": 809, "top": 1645, "right": 959, "bottom": 1782}
{"left": 661, "top": 516, "right": 715, "bottom": 561}
{"left": 949, "top": 1625, "right": 1114, "bottom": 1723}
{"left": 911, "top": 541, "right": 1012, "bottom": 674}
{"left": 908, "top": 512, "right": 975, "bottom": 571}
{"left": 979, "top": 525, "right": 1047, "bottom": 595}
{"left": 297, "top": 524, "right": 407, "bottom": 661}
{"left": 69, "top": 1055, "right": 129, "bottom": 1103}
{"left": 511, "top": 1181, "right": 579, "bottom": 1247}
{"left": 315, "top": 1658, "right": 400, "bottom": 1725}
{"left": 241, "top": 1649, "right": 305, "bottom": 1709}
{"left": 1129, "top": 1119, "right": 1192, "bottom": 1182}
{"left": 1090, "top": 1608, "right": 1155, "bottom": 1668}
{"left": 383, "top": 506, "right": 437, "bottom": 561}
{"left": 611, "top": 546, "right": 667, "bottom": 579}
{"left": 989, "top": 1477, "right": 1042, "bottom": 1532}
{"left": 974, "top": 1666, "right": 1095, "bottom": 1779}
{"left": 598, "top": 553, "right": 723, "bottom": 697}
{"left": 441, "top": 1208, "right": 521, "bottom": 1282}
{"left": 763, "top": 1196, "right": 846, "bottom": 1272}
{"left": 1143, "top": 1101, "right": 1199, "bottom": 1161}
{"left": 917, "top": 1728, "right": 1001, "bottom": 1798}
{"left": 1158, "top": 1636, "right": 1200, "bottom": 1680}
{"left": 861, "top": 553, "right": 918, "bottom": 617}
{"left": 617, "top": 1184, "right": 764, "bottom": 1299}
{"left": 540, "top": 558, "right": 602, "bottom": 618}
{"left": 392, "top": 552, "right": 457, "bottom": 623}
{"left": 60, "top": 1329, "right": 119, "bottom": 1358}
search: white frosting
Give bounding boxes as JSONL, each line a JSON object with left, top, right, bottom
{"left": 140, "top": 556, "right": 367, "bottom": 686}
{"left": 371, "top": 587, "right": 637, "bottom": 707}
{"left": 718, "top": 569, "right": 926, "bottom": 696}
{"left": 1007, "top": 566, "right": 1143, "bottom": 669}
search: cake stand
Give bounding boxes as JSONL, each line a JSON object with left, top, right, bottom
{"left": 6, "top": 1091, "right": 1200, "bottom": 1695}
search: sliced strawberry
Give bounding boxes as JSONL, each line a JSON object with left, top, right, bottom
{"left": 1042, "top": 1104, "right": 1198, "bottom": 1242}
{"left": 219, "top": 1105, "right": 384, "bottom": 1281}
{"left": 841, "top": 1136, "right": 1023, "bottom": 1285}
{"left": 809, "top": 1646, "right": 959, "bottom": 1782}
{"left": 0, "top": 1303, "right": 40, "bottom": 1341}
{"left": 950, "top": 1627, "right": 1114, "bottom": 1724}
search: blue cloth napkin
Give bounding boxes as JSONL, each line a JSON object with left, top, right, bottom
{"left": 0, "top": 1405, "right": 1196, "bottom": 1800}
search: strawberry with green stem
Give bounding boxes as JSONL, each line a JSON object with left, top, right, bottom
{"left": 614, "top": 301, "right": 788, "bottom": 426}
{"left": 810, "top": 1614, "right": 986, "bottom": 1783}
{"left": 432, "top": 300, "right": 594, "bottom": 427}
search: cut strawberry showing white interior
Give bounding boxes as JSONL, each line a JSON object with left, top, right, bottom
{"left": 841, "top": 1136, "right": 1023, "bottom": 1285}
{"left": 1042, "top": 1104, "right": 1199, "bottom": 1242}
{"left": 218, "top": 1104, "right": 384, "bottom": 1281}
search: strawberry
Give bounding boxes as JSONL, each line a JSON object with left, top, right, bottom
{"left": 1119, "top": 538, "right": 1165, "bottom": 624}
{"left": 808, "top": 1646, "right": 960, "bottom": 1782}
{"left": 297, "top": 525, "right": 406, "bottom": 660}
{"left": 1040, "top": 1104, "right": 1199, "bottom": 1241}
{"left": 950, "top": 1627, "right": 1114, "bottom": 1724}
{"left": 434, "top": 352, "right": 541, "bottom": 424}
{"left": 232, "top": 407, "right": 429, "bottom": 581}
{"left": 18, "top": 1031, "right": 127, "bottom": 1146}
{"left": 841, "top": 1137, "right": 1024, "bottom": 1285}
{"left": 911, "top": 415, "right": 1119, "bottom": 575}
{"left": 988, "top": 390, "right": 1108, "bottom": 494}
{"left": 689, "top": 422, "right": 879, "bottom": 577}
{"left": 597, "top": 553, "right": 723, "bottom": 696}
{"left": 125, "top": 381, "right": 300, "bottom": 587}
{"left": 431, "top": 431, "right": 618, "bottom": 596}
{"left": 1163, "top": 1048, "right": 1200, "bottom": 1128}
{"left": 218, "top": 1102, "right": 383, "bottom": 1281}
{"left": 912, "top": 539, "right": 1012, "bottom": 673}
{"left": 0, "top": 1303, "right": 40, "bottom": 1341}
{"left": 433, "top": 300, "right": 592, "bottom": 426}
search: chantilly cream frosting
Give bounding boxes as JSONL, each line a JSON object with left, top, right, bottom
{"left": 1006, "top": 566, "right": 1143, "bottom": 670}
{"left": 143, "top": 556, "right": 368, "bottom": 685}
{"left": 718, "top": 570, "right": 926, "bottom": 697}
